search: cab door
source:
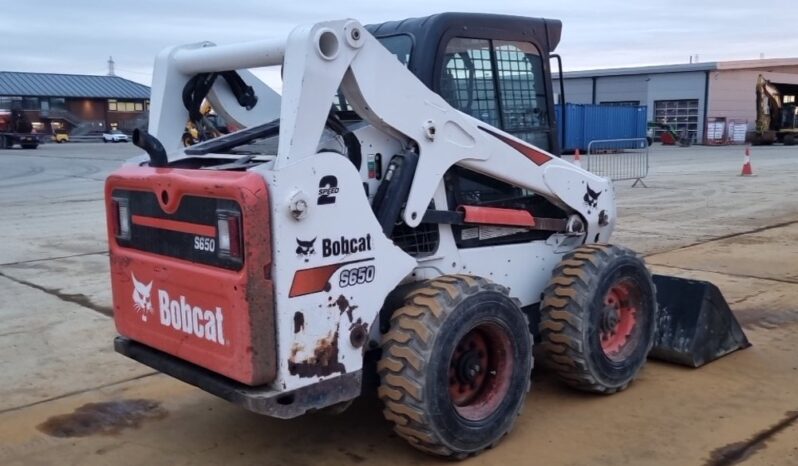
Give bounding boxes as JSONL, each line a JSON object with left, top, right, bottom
{"left": 435, "top": 36, "right": 557, "bottom": 154}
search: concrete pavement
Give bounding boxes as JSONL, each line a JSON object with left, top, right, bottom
{"left": 1, "top": 142, "right": 797, "bottom": 465}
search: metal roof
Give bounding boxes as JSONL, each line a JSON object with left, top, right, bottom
{"left": 556, "top": 57, "right": 798, "bottom": 80}
{"left": 0, "top": 71, "right": 150, "bottom": 99}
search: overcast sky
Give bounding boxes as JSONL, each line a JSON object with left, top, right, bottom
{"left": 2, "top": 0, "right": 797, "bottom": 91}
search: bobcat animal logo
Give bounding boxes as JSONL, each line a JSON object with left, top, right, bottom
{"left": 583, "top": 185, "right": 601, "bottom": 209}
{"left": 131, "top": 273, "right": 154, "bottom": 322}
{"left": 296, "top": 237, "right": 317, "bottom": 262}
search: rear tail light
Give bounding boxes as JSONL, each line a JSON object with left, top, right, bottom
{"left": 112, "top": 196, "right": 131, "bottom": 240}
{"left": 217, "top": 211, "right": 242, "bottom": 259}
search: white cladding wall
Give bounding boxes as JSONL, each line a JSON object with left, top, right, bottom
{"left": 555, "top": 77, "right": 592, "bottom": 104}
{"left": 559, "top": 64, "right": 798, "bottom": 143}
{"left": 596, "top": 75, "right": 648, "bottom": 105}
{"left": 708, "top": 68, "right": 798, "bottom": 131}
{"left": 560, "top": 71, "right": 708, "bottom": 141}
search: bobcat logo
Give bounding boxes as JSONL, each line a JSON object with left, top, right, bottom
{"left": 583, "top": 185, "right": 601, "bottom": 209}
{"left": 131, "top": 273, "right": 153, "bottom": 322}
{"left": 296, "top": 237, "right": 316, "bottom": 262}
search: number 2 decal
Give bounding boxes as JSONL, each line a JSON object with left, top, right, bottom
{"left": 317, "top": 175, "right": 339, "bottom": 205}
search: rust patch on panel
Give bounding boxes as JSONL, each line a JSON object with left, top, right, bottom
{"left": 330, "top": 294, "right": 358, "bottom": 323}
{"left": 293, "top": 311, "right": 305, "bottom": 333}
{"left": 37, "top": 399, "right": 167, "bottom": 438}
{"left": 288, "top": 331, "right": 346, "bottom": 378}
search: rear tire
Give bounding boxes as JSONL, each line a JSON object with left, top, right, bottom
{"left": 539, "top": 244, "right": 656, "bottom": 394}
{"left": 378, "top": 275, "right": 532, "bottom": 458}
{"left": 784, "top": 134, "right": 796, "bottom": 146}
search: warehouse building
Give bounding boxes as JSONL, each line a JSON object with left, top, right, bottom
{"left": 554, "top": 58, "right": 798, "bottom": 143}
{"left": 0, "top": 71, "right": 150, "bottom": 136}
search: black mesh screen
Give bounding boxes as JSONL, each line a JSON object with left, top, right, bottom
{"left": 391, "top": 221, "right": 439, "bottom": 257}
{"left": 440, "top": 38, "right": 499, "bottom": 127}
{"left": 439, "top": 37, "right": 550, "bottom": 151}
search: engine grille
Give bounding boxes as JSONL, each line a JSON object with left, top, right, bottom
{"left": 391, "top": 221, "right": 439, "bottom": 257}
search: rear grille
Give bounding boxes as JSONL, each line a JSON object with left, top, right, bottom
{"left": 113, "top": 189, "right": 243, "bottom": 270}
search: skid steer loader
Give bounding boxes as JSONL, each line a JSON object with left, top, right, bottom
{"left": 106, "top": 13, "right": 749, "bottom": 458}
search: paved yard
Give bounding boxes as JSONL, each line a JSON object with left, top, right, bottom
{"left": 1, "top": 142, "right": 797, "bottom": 465}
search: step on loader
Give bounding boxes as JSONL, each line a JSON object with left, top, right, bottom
{"left": 105, "top": 13, "right": 749, "bottom": 458}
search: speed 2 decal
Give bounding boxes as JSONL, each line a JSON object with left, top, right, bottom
{"left": 317, "top": 175, "right": 339, "bottom": 205}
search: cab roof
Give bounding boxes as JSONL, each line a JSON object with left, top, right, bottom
{"left": 366, "top": 12, "right": 562, "bottom": 89}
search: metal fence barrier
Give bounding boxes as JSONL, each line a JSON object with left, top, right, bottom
{"left": 586, "top": 138, "right": 649, "bottom": 187}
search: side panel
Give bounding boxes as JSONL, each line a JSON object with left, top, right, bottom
{"left": 258, "top": 153, "right": 416, "bottom": 391}
{"left": 106, "top": 168, "right": 275, "bottom": 385}
{"left": 415, "top": 182, "right": 581, "bottom": 308}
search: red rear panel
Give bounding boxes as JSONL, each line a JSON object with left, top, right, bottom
{"left": 105, "top": 166, "right": 275, "bottom": 386}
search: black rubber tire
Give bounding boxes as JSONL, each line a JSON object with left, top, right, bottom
{"left": 0, "top": 136, "right": 7, "bottom": 149}
{"left": 784, "top": 134, "right": 796, "bottom": 146}
{"left": 539, "top": 244, "right": 656, "bottom": 394}
{"left": 378, "top": 274, "right": 532, "bottom": 459}
{"left": 21, "top": 144, "right": 37, "bottom": 149}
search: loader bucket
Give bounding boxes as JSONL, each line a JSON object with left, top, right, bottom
{"left": 649, "top": 275, "right": 750, "bottom": 368}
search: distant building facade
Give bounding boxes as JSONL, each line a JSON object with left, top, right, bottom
{"left": 554, "top": 58, "right": 798, "bottom": 143}
{"left": 0, "top": 71, "right": 150, "bottom": 135}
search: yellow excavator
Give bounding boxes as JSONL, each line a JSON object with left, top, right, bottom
{"left": 752, "top": 75, "right": 798, "bottom": 145}
{"left": 181, "top": 100, "right": 228, "bottom": 146}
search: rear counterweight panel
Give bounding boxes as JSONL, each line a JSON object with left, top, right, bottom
{"left": 105, "top": 167, "right": 275, "bottom": 385}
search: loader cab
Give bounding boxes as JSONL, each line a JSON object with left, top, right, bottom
{"left": 366, "top": 12, "right": 563, "bottom": 155}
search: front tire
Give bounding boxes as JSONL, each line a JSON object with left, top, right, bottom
{"left": 539, "top": 244, "right": 656, "bottom": 394}
{"left": 378, "top": 275, "right": 532, "bottom": 459}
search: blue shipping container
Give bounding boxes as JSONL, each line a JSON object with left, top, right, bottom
{"left": 555, "top": 104, "right": 648, "bottom": 153}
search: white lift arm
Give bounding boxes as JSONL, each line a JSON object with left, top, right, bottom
{"left": 147, "top": 19, "right": 614, "bottom": 240}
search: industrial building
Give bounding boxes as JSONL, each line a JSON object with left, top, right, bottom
{"left": 555, "top": 58, "right": 798, "bottom": 143}
{"left": 0, "top": 71, "right": 150, "bottom": 136}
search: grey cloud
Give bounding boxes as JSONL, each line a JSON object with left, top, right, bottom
{"left": 2, "top": 1, "right": 796, "bottom": 86}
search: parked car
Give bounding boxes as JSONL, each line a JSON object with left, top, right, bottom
{"left": 52, "top": 129, "right": 69, "bottom": 143}
{"left": 103, "top": 130, "right": 129, "bottom": 143}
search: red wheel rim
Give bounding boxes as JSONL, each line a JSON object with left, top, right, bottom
{"left": 448, "top": 323, "right": 514, "bottom": 421}
{"left": 599, "top": 278, "right": 640, "bottom": 361}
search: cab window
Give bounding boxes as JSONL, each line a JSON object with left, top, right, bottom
{"left": 439, "top": 37, "right": 551, "bottom": 150}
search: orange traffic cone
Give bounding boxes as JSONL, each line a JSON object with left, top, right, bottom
{"left": 573, "top": 149, "right": 582, "bottom": 168}
{"left": 740, "top": 146, "right": 754, "bottom": 176}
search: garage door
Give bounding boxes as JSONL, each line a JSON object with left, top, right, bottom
{"left": 654, "top": 99, "right": 699, "bottom": 142}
